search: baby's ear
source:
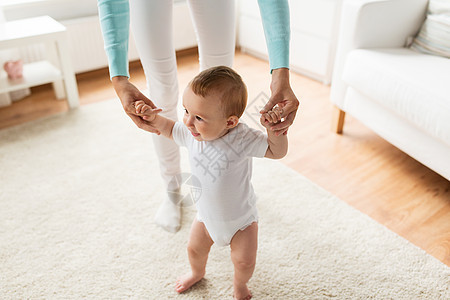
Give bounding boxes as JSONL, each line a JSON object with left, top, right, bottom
{"left": 226, "top": 116, "right": 239, "bottom": 128}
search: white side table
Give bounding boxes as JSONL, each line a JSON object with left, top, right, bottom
{"left": 0, "top": 16, "right": 79, "bottom": 108}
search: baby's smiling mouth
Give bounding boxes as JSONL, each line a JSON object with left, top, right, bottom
{"left": 190, "top": 130, "right": 200, "bottom": 137}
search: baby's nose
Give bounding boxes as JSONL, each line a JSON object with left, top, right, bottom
{"left": 186, "top": 116, "right": 195, "bottom": 126}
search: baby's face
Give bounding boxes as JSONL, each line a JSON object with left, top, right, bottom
{"left": 182, "top": 87, "right": 234, "bottom": 141}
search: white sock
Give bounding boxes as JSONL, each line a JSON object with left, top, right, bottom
{"left": 154, "top": 191, "right": 181, "bottom": 233}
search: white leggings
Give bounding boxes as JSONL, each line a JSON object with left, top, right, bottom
{"left": 129, "top": 0, "right": 235, "bottom": 188}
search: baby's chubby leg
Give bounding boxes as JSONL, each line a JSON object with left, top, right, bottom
{"left": 230, "top": 222, "right": 258, "bottom": 300}
{"left": 175, "top": 218, "right": 214, "bottom": 293}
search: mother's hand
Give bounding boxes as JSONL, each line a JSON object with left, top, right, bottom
{"left": 112, "top": 76, "right": 161, "bottom": 134}
{"left": 260, "top": 68, "right": 299, "bottom": 136}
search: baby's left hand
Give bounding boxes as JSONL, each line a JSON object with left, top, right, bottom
{"left": 260, "top": 106, "right": 282, "bottom": 129}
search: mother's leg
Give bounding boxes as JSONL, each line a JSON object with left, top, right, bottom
{"left": 187, "top": 0, "right": 236, "bottom": 70}
{"left": 129, "top": 0, "right": 182, "bottom": 232}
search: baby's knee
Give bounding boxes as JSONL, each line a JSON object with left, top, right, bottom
{"left": 232, "top": 256, "right": 256, "bottom": 270}
{"left": 187, "top": 243, "right": 209, "bottom": 257}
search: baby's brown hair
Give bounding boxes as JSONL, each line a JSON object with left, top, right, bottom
{"left": 189, "top": 66, "right": 247, "bottom": 118}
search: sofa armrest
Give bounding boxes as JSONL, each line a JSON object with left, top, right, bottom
{"left": 330, "top": 0, "right": 428, "bottom": 108}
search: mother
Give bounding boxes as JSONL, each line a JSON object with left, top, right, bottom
{"left": 97, "top": 0, "right": 299, "bottom": 232}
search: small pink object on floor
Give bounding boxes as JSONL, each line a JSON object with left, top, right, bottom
{"left": 4, "top": 59, "right": 23, "bottom": 79}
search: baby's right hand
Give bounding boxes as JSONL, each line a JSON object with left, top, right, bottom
{"left": 135, "top": 100, "right": 162, "bottom": 123}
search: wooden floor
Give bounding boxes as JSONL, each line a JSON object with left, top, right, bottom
{"left": 1, "top": 50, "right": 449, "bottom": 266}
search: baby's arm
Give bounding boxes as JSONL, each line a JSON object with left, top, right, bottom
{"left": 135, "top": 101, "right": 175, "bottom": 139}
{"left": 260, "top": 106, "right": 288, "bottom": 159}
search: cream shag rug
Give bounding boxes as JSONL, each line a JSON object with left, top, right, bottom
{"left": 0, "top": 100, "right": 448, "bottom": 299}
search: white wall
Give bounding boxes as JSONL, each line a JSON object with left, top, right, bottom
{"left": 0, "top": 0, "right": 197, "bottom": 74}
{"left": 1, "top": 0, "right": 98, "bottom": 21}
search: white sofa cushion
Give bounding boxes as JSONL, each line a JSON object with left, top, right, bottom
{"left": 342, "top": 48, "right": 450, "bottom": 146}
{"left": 410, "top": 0, "right": 450, "bottom": 58}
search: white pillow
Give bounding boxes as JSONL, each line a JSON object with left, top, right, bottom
{"left": 410, "top": 0, "right": 450, "bottom": 58}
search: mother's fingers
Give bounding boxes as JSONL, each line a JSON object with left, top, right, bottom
{"left": 266, "top": 111, "right": 276, "bottom": 123}
{"left": 269, "top": 110, "right": 296, "bottom": 131}
{"left": 137, "top": 108, "right": 163, "bottom": 118}
{"left": 278, "top": 98, "right": 299, "bottom": 119}
{"left": 134, "top": 103, "right": 145, "bottom": 114}
{"left": 259, "top": 96, "right": 279, "bottom": 114}
{"left": 135, "top": 92, "right": 158, "bottom": 109}
{"left": 128, "top": 113, "right": 161, "bottom": 135}
{"left": 272, "top": 106, "right": 282, "bottom": 122}
{"left": 125, "top": 96, "right": 158, "bottom": 116}
{"left": 273, "top": 128, "right": 288, "bottom": 136}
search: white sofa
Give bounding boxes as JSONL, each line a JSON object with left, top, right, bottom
{"left": 330, "top": 0, "right": 450, "bottom": 180}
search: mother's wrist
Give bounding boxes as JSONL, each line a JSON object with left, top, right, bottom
{"left": 112, "top": 76, "right": 129, "bottom": 88}
{"left": 271, "top": 68, "right": 289, "bottom": 78}
{"left": 271, "top": 68, "right": 290, "bottom": 89}
{"left": 112, "top": 76, "right": 131, "bottom": 96}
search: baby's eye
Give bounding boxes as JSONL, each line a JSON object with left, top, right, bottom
{"left": 196, "top": 116, "right": 203, "bottom": 121}
{"left": 184, "top": 108, "right": 188, "bottom": 114}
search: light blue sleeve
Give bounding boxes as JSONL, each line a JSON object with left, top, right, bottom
{"left": 97, "top": 0, "right": 130, "bottom": 79}
{"left": 257, "top": 0, "right": 290, "bottom": 72}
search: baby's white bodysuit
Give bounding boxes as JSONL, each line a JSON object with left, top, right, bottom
{"left": 172, "top": 121, "right": 268, "bottom": 246}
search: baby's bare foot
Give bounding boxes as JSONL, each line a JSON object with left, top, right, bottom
{"left": 233, "top": 283, "right": 252, "bottom": 300}
{"left": 175, "top": 272, "right": 204, "bottom": 293}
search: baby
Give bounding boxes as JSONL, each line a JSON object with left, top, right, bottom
{"left": 135, "top": 66, "right": 288, "bottom": 300}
